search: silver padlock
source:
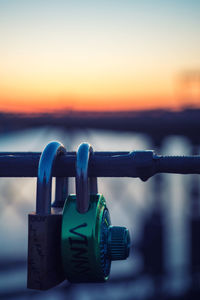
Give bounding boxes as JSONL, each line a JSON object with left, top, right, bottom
{"left": 27, "top": 141, "right": 67, "bottom": 290}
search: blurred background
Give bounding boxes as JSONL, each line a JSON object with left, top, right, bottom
{"left": 0, "top": 1, "right": 200, "bottom": 299}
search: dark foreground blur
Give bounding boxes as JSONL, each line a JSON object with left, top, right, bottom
{"left": 0, "top": 109, "right": 199, "bottom": 300}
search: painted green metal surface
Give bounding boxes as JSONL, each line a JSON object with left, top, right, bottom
{"left": 61, "top": 194, "right": 111, "bottom": 282}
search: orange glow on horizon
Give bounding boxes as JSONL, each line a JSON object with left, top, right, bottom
{"left": 0, "top": 94, "right": 182, "bottom": 114}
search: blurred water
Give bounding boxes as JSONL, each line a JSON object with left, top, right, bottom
{"left": 0, "top": 128, "right": 196, "bottom": 299}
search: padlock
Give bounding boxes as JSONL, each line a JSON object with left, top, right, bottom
{"left": 61, "top": 143, "right": 131, "bottom": 282}
{"left": 27, "top": 141, "right": 68, "bottom": 290}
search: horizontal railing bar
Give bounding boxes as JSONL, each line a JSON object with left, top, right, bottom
{"left": 0, "top": 151, "right": 129, "bottom": 156}
{"left": 0, "top": 151, "right": 200, "bottom": 180}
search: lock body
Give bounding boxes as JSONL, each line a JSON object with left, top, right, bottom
{"left": 27, "top": 208, "right": 64, "bottom": 290}
{"left": 61, "top": 194, "right": 111, "bottom": 282}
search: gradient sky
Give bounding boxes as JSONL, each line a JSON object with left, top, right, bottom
{"left": 0, "top": 0, "right": 200, "bottom": 112}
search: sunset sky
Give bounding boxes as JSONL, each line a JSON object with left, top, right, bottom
{"left": 0, "top": 0, "right": 200, "bottom": 113}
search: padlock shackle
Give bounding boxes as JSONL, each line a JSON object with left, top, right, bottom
{"left": 36, "top": 141, "right": 67, "bottom": 214}
{"left": 76, "top": 143, "right": 98, "bottom": 213}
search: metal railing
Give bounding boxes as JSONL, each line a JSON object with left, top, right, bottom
{"left": 0, "top": 151, "right": 200, "bottom": 179}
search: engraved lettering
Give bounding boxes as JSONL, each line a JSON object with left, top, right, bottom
{"left": 69, "top": 223, "right": 90, "bottom": 275}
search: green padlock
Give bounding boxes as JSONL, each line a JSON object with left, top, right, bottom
{"left": 61, "top": 143, "right": 131, "bottom": 283}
